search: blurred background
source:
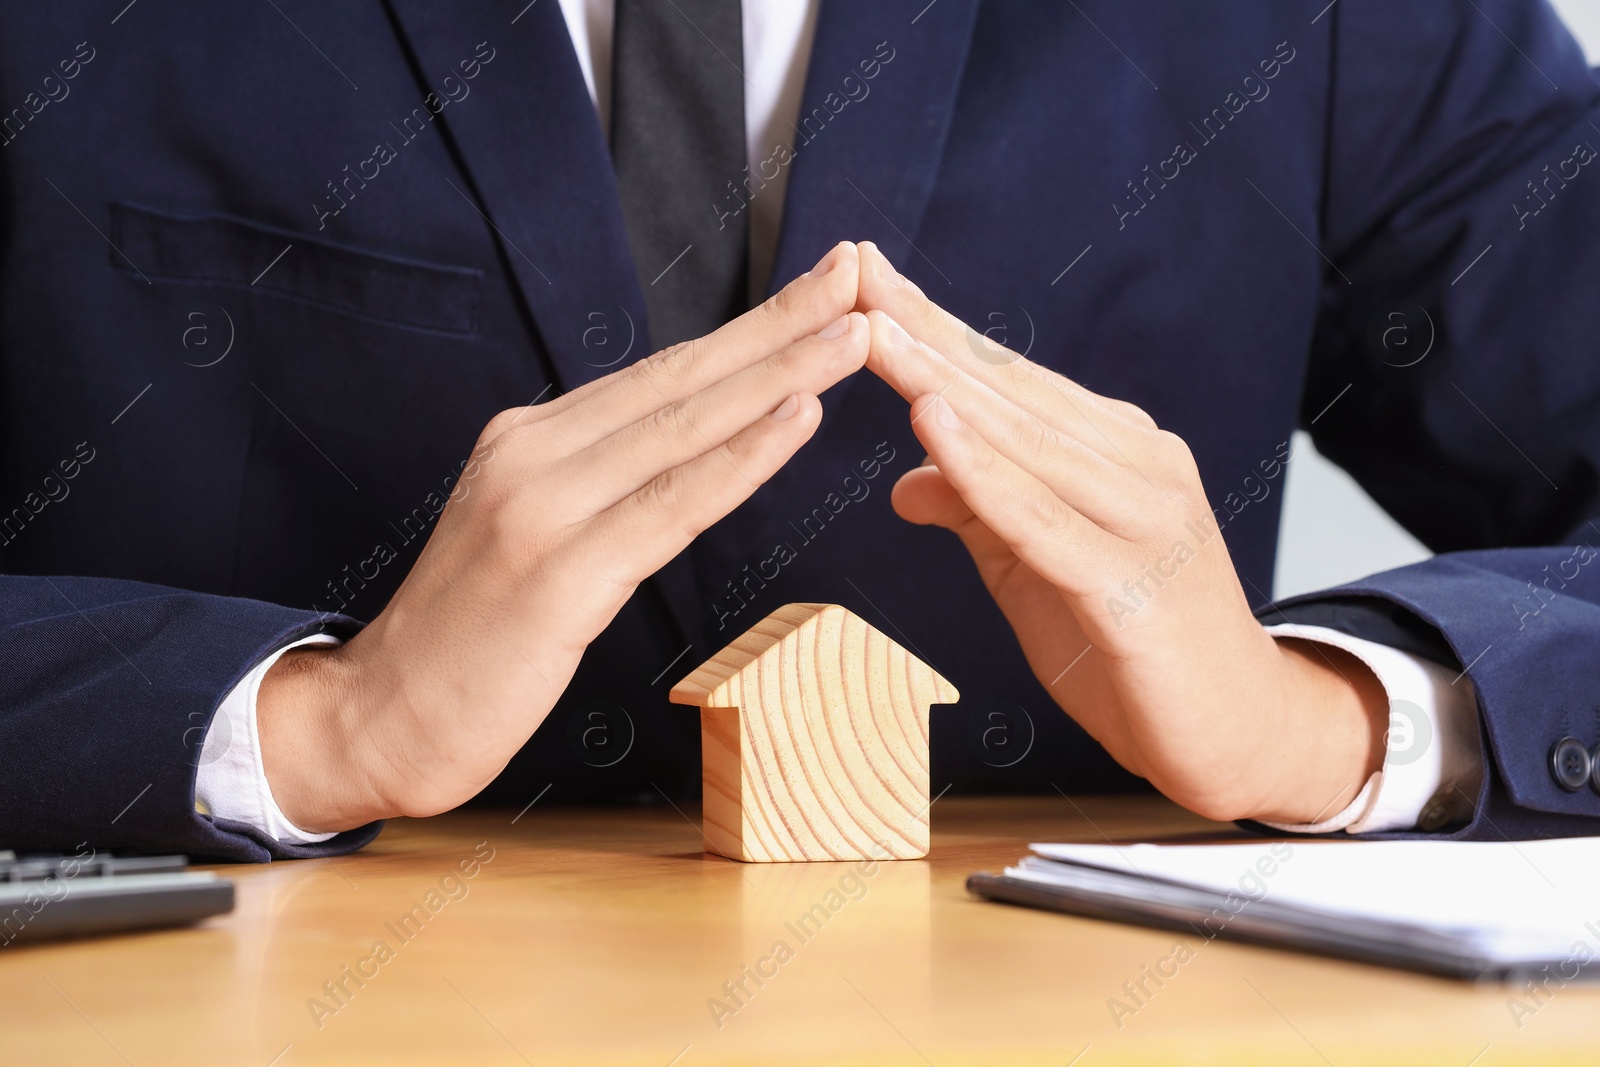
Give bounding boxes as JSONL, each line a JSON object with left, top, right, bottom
{"left": 1272, "top": 0, "right": 1600, "bottom": 597}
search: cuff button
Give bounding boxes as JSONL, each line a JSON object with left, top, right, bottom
{"left": 1550, "top": 737, "right": 1592, "bottom": 792}
{"left": 1417, "top": 791, "right": 1455, "bottom": 832}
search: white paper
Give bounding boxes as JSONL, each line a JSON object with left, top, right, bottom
{"left": 1007, "top": 838, "right": 1600, "bottom": 962}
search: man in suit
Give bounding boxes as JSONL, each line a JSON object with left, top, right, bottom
{"left": 3, "top": 1, "right": 1599, "bottom": 861}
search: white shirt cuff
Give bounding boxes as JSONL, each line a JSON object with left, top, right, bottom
{"left": 1258, "top": 623, "right": 1485, "bottom": 835}
{"left": 194, "top": 634, "right": 343, "bottom": 845}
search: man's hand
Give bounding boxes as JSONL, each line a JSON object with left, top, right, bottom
{"left": 854, "top": 243, "right": 1387, "bottom": 824}
{"left": 257, "top": 243, "right": 869, "bottom": 832}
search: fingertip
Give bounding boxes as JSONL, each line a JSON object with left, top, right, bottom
{"left": 910, "top": 392, "right": 962, "bottom": 434}
{"left": 819, "top": 311, "right": 870, "bottom": 361}
{"left": 837, "top": 309, "right": 869, "bottom": 349}
{"left": 865, "top": 311, "right": 917, "bottom": 367}
{"left": 768, "top": 243, "right": 860, "bottom": 336}
{"left": 860, "top": 247, "right": 922, "bottom": 310}
{"left": 818, "top": 312, "right": 853, "bottom": 340}
{"left": 769, "top": 392, "right": 821, "bottom": 426}
{"left": 856, "top": 242, "right": 889, "bottom": 308}
{"left": 863, "top": 310, "right": 917, "bottom": 382}
{"left": 770, "top": 393, "right": 802, "bottom": 421}
{"left": 907, "top": 393, "right": 938, "bottom": 433}
{"left": 845, "top": 311, "right": 872, "bottom": 366}
{"left": 890, "top": 463, "right": 967, "bottom": 528}
{"left": 807, "top": 240, "right": 850, "bottom": 279}
{"left": 787, "top": 394, "right": 824, "bottom": 438}
{"left": 888, "top": 467, "right": 929, "bottom": 525}
{"left": 833, "top": 241, "right": 861, "bottom": 297}
{"left": 813, "top": 241, "right": 859, "bottom": 312}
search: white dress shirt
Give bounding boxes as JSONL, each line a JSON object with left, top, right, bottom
{"left": 195, "top": 633, "right": 341, "bottom": 843}
{"left": 1260, "top": 623, "right": 1483, "bottom": 833}
{"left": 195, "top": 0, "right": 1485, "bottom": 844}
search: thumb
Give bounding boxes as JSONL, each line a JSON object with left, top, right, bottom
{"left": 891, "top": 464, "right": 1037, "bottom": 599}
{"left": 890, "top": 463, "right": 971, "bottom": 527}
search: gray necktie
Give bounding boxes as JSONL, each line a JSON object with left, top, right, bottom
{"left": 612, "top": 0, "right": 749, "bottom": 351}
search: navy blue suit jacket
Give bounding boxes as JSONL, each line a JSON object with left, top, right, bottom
{"left": 3, "top": 1, "right": 1600, "bottom": 860}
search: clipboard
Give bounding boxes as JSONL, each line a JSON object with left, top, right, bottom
{"left": 966, "top": 864, "right": 1592, "bottom": 983}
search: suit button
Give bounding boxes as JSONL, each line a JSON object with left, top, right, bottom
{"left": 1592, "top": 744, "right": 1600, "bottom": 796}
{"left": 1550, "top": 737, "right": 1591, "bottom": 792}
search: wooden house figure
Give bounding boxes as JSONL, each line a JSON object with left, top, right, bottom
{"left": 669, "top": 603, "right": 960, "bottom": 862}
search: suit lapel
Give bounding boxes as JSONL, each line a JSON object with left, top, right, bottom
{"left": 742, "top": 0, "right": 984, "bottom": 552}
{"left": 765, "top": 0, "right": 985, "bottom": 296}
{"left": 383, "top": 0, "right": 704, "bottom": 654}
{"left": 384, "top": 0, "right": 647, "bottom": 395}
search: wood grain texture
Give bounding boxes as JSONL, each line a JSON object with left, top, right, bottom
{"left": 3, "top": 801, "right": 1590, "bottom": 1067}
{"left": 671, "top": 603, "right": 959, "bottom": 862}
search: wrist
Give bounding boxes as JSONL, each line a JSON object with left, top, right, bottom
{"left": 257, "top": 641, "right": 382, "bottom": 833}
{"left": 1250, "top": 636, "right": 1388, "bottom": 824}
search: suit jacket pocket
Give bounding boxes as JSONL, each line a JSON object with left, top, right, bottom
{"left": 108, "top": 201, "right": 482, "bottom": 336}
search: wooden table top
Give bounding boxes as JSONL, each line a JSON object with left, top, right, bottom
{"left": 1, "top": 796, "right": 1595, "bottom": 1066}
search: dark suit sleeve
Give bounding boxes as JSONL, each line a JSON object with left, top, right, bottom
{"left": 1252, "top": 550, "right": 1600, "bottom": 840}
{"left": 1308, "top": 0, "right": 1600, "bottom": 549}
{"left": 0, "top": 574, "right": 381, "bottom": 861}
{"left": 1260, "top": 2, "right": 1600, "bottom": 844}
{"left": 1266, "top": 2, "right": 1600, "bottom": 840}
